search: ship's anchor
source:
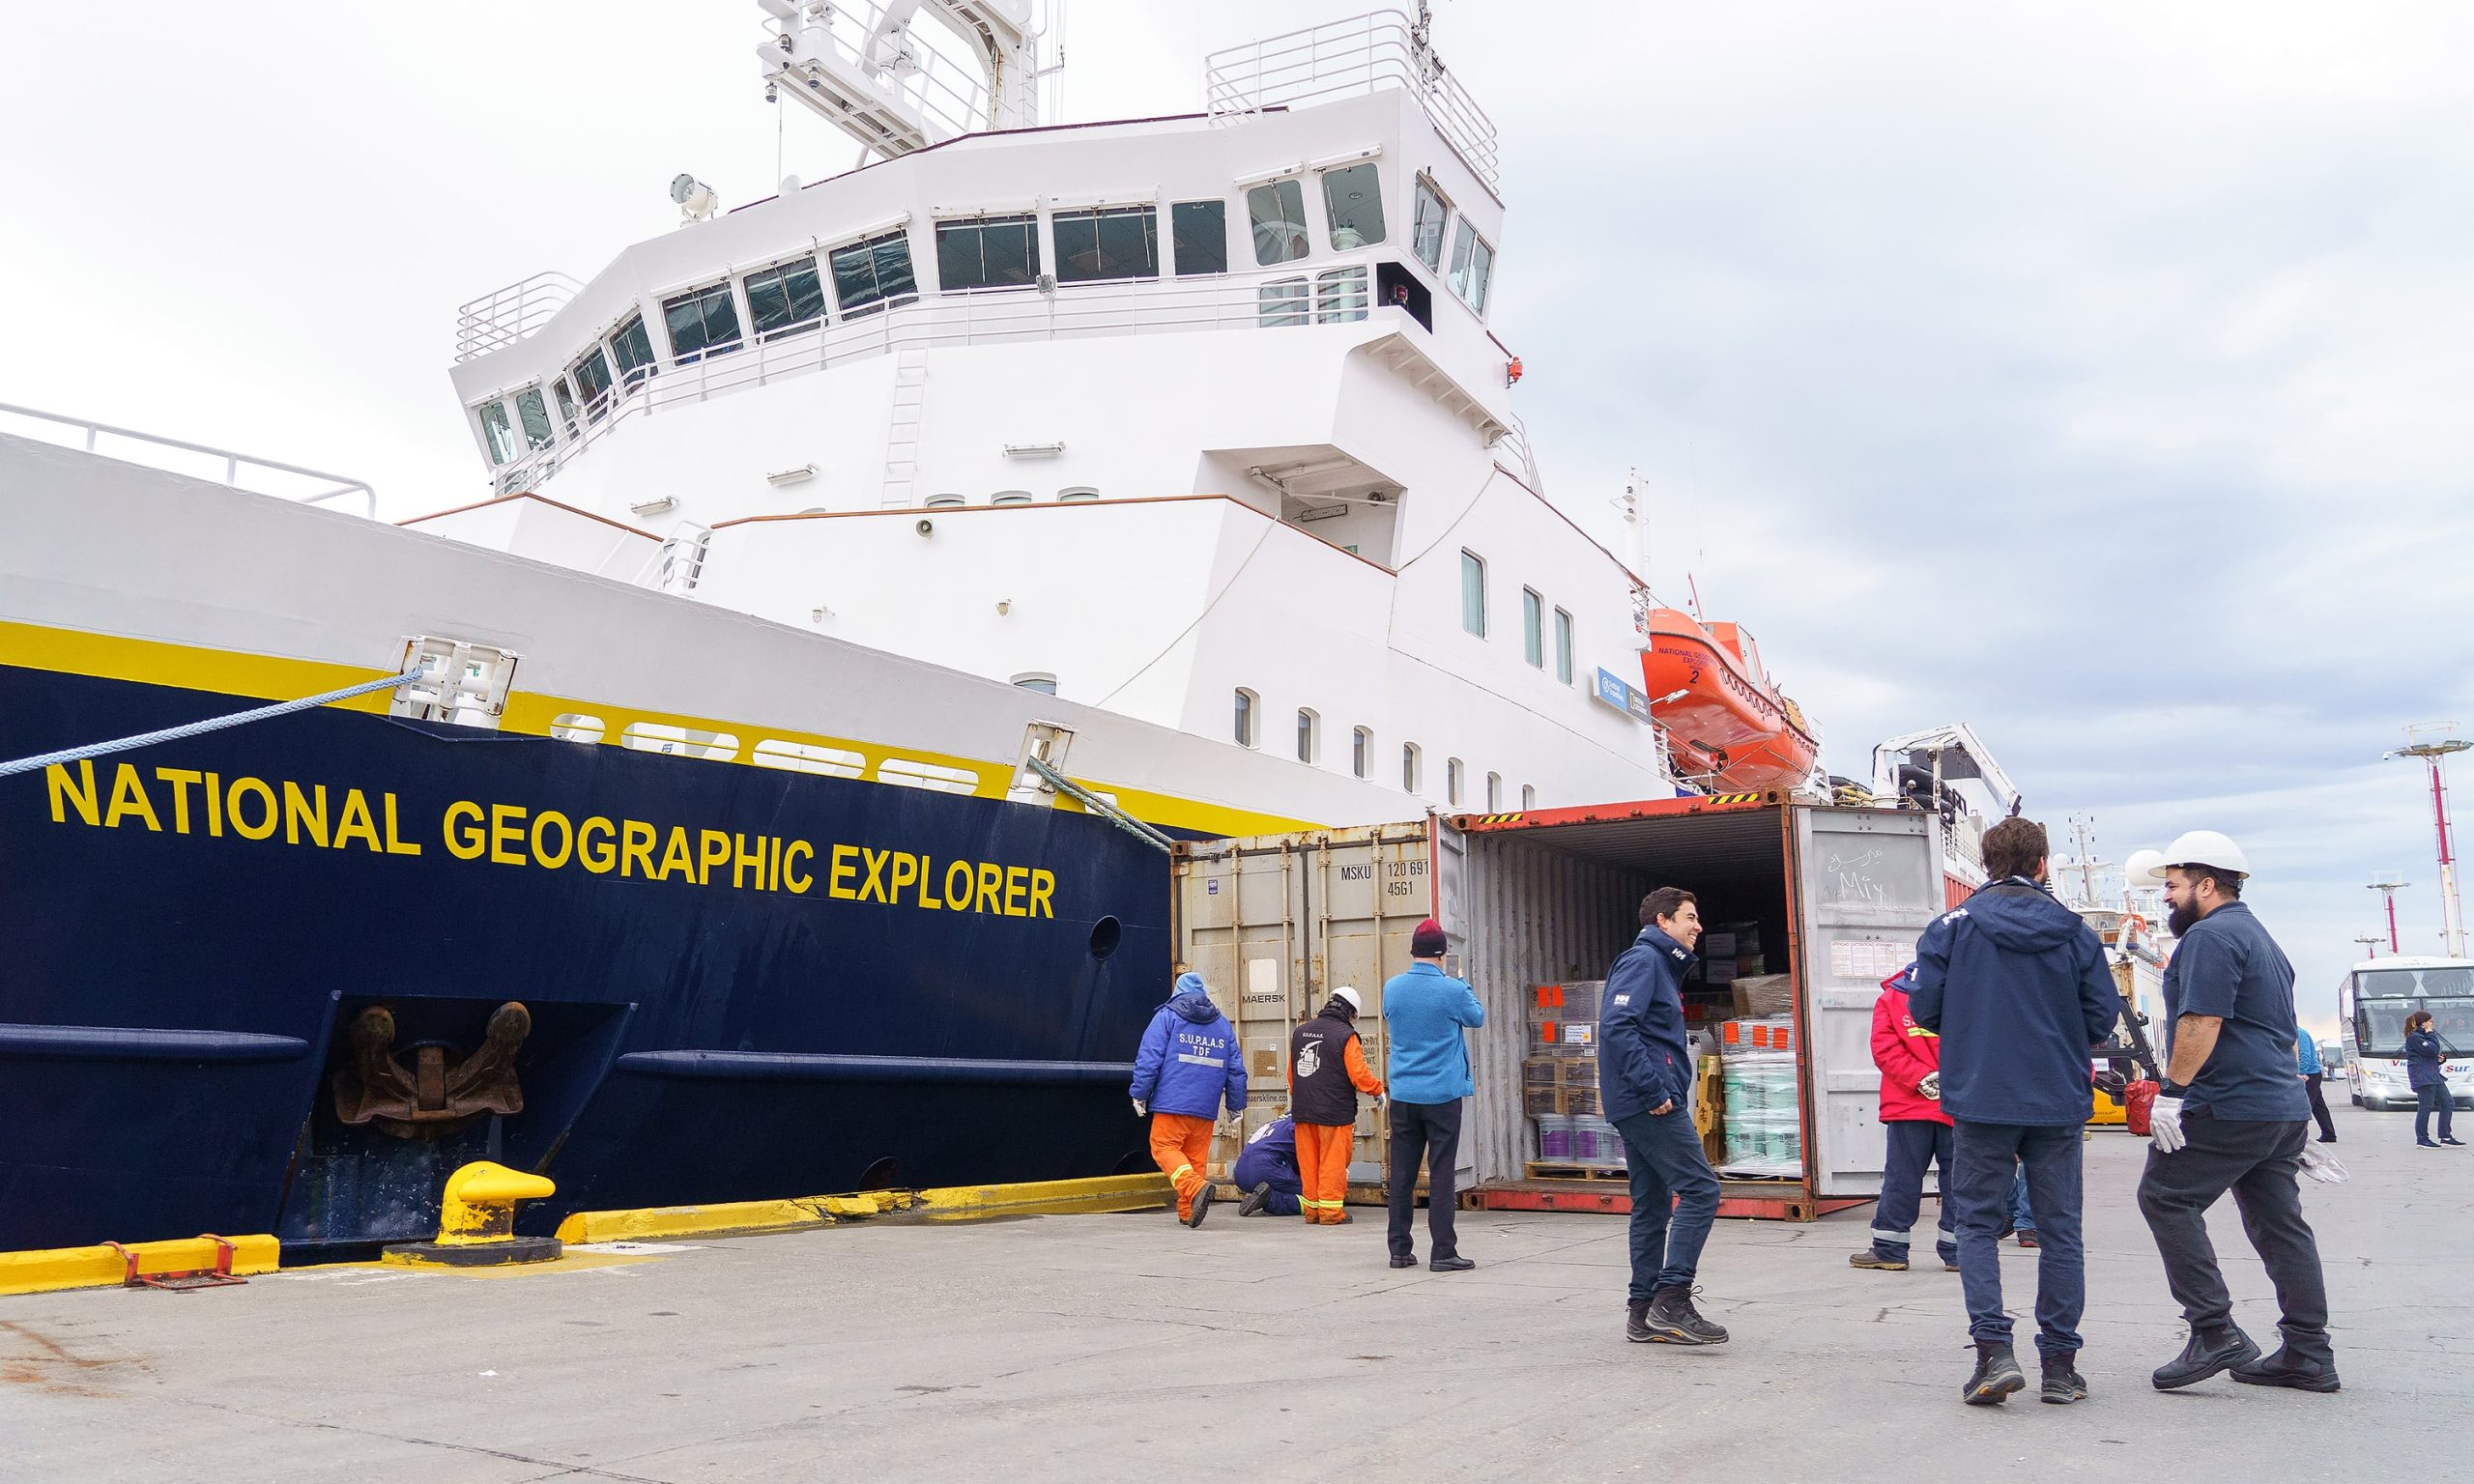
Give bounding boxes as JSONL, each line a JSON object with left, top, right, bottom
{"left": 331, "top": 1003, "right": 530, "bottom": 1138}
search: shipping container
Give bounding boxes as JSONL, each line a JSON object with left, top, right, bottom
{"left": 1170, "top": 793, "right": 1950, "bottom": 1217}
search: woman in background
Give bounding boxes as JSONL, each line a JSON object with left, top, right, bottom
{"left": 2403, "top": 1011, "right": 2461, "bottom": 1149}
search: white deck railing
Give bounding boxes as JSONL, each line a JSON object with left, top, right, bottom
{"left": 484, "top": 264, "right": 1411, "bottom": 497}
{"left": 1203, "top": 10, "right": 1500, "bottom": 195}
{"left": 455, "top": 271, "right": 585, "bottom": 363}
{"left": 0, "top": 402, "right": 376, "bottom": 518}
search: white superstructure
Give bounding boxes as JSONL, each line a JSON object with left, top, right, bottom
{"left": 431, "top": 6, "right": 1679, "bottom": 829}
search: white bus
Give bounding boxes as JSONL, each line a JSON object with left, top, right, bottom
{"left": 2339, "top": 956, "right": 2474, "bottom": 1111}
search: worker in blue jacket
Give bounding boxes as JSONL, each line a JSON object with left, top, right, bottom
{"left": 1382, "top": 919, "right": 1486, "bottom": 1270}
{"left": 1599, "top": 886, "right": 1727, "bottom": 1348}
{"left": 1129, "top": 971, "right": 1249, "bottom": 1227}
{"left": 1233, "top": 1114, "right": 1303, "bottom": 1217}
{"left": 1910, "top": 817, "right": 2120, "bottom": 1407}
{"left": 2296, "top": 1025, "right": 2337, "bottom": 1143}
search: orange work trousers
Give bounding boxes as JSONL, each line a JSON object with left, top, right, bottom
{"left": 1295, "top": 1121, "right": 1354, "bottom": 1223}
{"left": 1149, "top": 1112, "right": 1215, "bottom": 1221}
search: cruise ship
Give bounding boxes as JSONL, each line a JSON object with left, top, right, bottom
{"left": 0, "top": 3, "right": 1687, "bottom": 1253}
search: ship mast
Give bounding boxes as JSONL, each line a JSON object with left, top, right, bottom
{"left": 757, "top": 0, "right": 1059, "bottom": 163}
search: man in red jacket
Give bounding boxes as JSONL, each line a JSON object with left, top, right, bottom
{"left": 1854, "top": 963, "right": 1958, "bottom": 1271}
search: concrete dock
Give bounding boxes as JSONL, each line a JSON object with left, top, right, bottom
{"left": 3, "top": 1100, "right": 2462, "bottom": 1482}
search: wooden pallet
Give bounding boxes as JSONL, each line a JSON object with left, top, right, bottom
{"left": 1524, "top": 1161, "right": 1627, "bottom": 1183}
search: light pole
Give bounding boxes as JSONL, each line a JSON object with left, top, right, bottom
{"left": 2352, "top": 933, "right": 2383, "bottom": 961}
{"left": 2390, "top": 726, "right": 2470, "bottom": 959}
{"left": 2369, "top": 874, "right": 2410, "bottom": 956}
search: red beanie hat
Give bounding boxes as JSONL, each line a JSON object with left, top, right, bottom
{"left": 1411, "top": 918, "right": 1449, "bottom": 958}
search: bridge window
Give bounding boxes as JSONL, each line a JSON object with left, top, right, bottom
{"left": 1448, "top": 220, "right": 1495, "bottom": 315}
{"left": 1554, "top": 607, "right": 1574, "bottom": 683}
{"left": 475, "top": 401, "right": 515, "bottom": 465}
{"left": 1297, "top": 708, "right": 1319, "bottom": 764}
{"left": 1460, "top": 551, "right": 1486, "bottom": 637}
{"left": 1247, "top": 179, "right": 1310, "bottom": 266}
{"left": 1171, "top": 200, "right": 1227, "bottom": 275}
{"left": 1402, "top": 743, "right": 1422, "bottom": 793}
{"left": 935, "top": 214, "right": 1040, "bottom": 291}
{"left": 568, "top": 347, "right": 615, "bottom": 420}
{"left": 611, "top": 313, "right": 657, "bottom": 388}
{"left": 1412, "top": 177, "right": 1449, "bottom": 271}
{"left": 1233, "top": 687, "right": 1258, "bottom": 747}
{"left": 1522, "top": 588, "right": 1544, "bottom": 668}
{"left": 662, "top": 282, "right": 742, "bottom": 364}
{"left": 745, "top": 255, "right": 827, "bottom": 340}
{"left": 514, "top": 386, "right": 555, "bottom": 450}
{"left": 1315, "top": 266, "right": 1368, "bottom": 323}
{"left": 831, "top": 229, "right": 917, "bottom": 316}
{"left": 1053, "top": 206, "right": 1159, "bottom": 282}
{"left": 551, "top": 379, "right": 581, "bottom": 437}
{"left": 1321, "top": 162, "right": 1385, "bottom": 249}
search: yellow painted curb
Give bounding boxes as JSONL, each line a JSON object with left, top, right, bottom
{"left": 555, "top": 1173, "right": 1173, "bottom": 1244}
{"left": 0, "top": 1235, "right": 280, "bottom": 1298}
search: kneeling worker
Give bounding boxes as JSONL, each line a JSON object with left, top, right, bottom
{"left": 1234, "top": 1114, "right": 1304, "bottom": 1218}
{"left": 1290, "top": 987, "right": 1385, "bottom": 1224}
{"left": 1129, "top": 970, "right": 1249, "bottom": 1228}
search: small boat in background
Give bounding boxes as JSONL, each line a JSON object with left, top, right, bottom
{"left": 1639, "top": 608, "right": 1820, "bottom": 792}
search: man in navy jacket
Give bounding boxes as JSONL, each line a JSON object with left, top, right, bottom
{"left": 1599, "top": 886, "right": 1727, "bottom": 1347}
{"left": 1911, "top": 817, "right": 2119, "bottom": 1407}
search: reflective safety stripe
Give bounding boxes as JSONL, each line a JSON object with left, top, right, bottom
{"left": 1869, "top": 1226, "right": 1910, "bottom": 1242}
{"left": 1175, "top": 1052, "right": 1223, "bottom": 1067}
{"left": 1170, "top": 1164, "right": 1194, "bottom": 1182}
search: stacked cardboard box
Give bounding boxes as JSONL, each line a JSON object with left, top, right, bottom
{"left": 1698, "top": 922, "right": 1769, "bottom": 986}
{"left": 1526, "top": 982, "right": 1623, "bottom": 1170}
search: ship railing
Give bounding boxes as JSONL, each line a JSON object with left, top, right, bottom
{"left": 759, "top": 0, "right": 999, "bottom": 147}
{"left": 0, "top": 401, "right": 377, "bottom": 518}
{"left": 1203, "top": 10, "right": 1500, "bottom": 196}
{"left": 455, "top": 271, "right": 585, "bottom": 364}
{"left": 1496, "top": 414, "right": 1542, "bottom": 492}
{"left": 488, "top": 263, "right": 1414, "bottom": 495}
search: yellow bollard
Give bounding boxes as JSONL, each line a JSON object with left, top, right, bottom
{"left": 381, "top": 1160, "right": 563, "bottom": 1268}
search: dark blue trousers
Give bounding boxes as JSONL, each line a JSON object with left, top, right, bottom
{"left": 1872, "top": 1120, "right": 1956, "bottom": 1265}
{"left": 1952, "top": 1121, "right": 2086, "bottom": 1356}
{"left": 2415, "top": 1083, "right": 2456, "bottom": 1144}
{"left": 1613, "top": 1106, "right": 1721, "bottom": 1302}
{"left": 1230, "top": 1144, "right": 1302, "bottom": 1216}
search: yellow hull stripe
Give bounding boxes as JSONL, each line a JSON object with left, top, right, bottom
{"left": 0, "top": 619, "right": 1318, "bottom": 841}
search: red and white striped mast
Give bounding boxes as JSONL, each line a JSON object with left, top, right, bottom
{"left": 2390, "top": 724, "right": 2469, "bottom": 958}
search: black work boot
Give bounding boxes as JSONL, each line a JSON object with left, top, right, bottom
{"left": 1237, "top": 1183, "right": 1274, "bottom": 1217}
{"left": 2230, "top": 1346, "right": 2342, "bottom": 1393}
{"left": 1641, "top": 1287, "right": 1730, "bottom": 1345}
{"left": 1625, "top": 1299, "right": 1654, "bottom": 1343}
{"left": 1964, "top": 1341, "right": 2026, "bottom": 1405}
{"left": 2040, "top": 1351, "right": 2089, "bottom": 1405}
{"left": 1184, "top": 1182, "right": 1215, "bottom": 1228}
{"left": 2151, "top": 1325, "right": 2258, "bottom": 1390}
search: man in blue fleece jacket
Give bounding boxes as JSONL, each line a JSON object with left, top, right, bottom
{"left": 1911, "top": 817, "right": 2120, "bottom": 1407}
{"left": 1599, "top": 886, "right": 1728, "bottom": 1347}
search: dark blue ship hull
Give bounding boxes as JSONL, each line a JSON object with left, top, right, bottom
{"left": 0, "top": 663, "right": 1169, "bottom": 1252}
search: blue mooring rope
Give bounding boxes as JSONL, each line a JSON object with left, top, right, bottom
{"left": 0, "top": 666, "right": 424, "bottom": 780}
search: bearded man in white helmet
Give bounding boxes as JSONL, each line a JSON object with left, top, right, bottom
{"left": 2138, "top": 832, "right": 2340, "bottom": 1394}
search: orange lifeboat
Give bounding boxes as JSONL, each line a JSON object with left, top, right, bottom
{"left": 1638, "top": 609, "right": 1820, "bottom": 791}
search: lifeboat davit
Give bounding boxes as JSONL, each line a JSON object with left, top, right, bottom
{"left": 1638, "top": 609, "right": 1820, "bottom": 792}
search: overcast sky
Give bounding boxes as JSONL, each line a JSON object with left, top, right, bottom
{"left": 5, "top": 2, "right": 2468, "bottom": 1031}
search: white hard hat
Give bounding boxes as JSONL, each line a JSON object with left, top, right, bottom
{"left": 1333, "top": 985, "right": 1362, "bottom": 1013}
{"left": 2124, "top": 848, "right": 2166, "bottom": 888}
{"left": 2159, "top": 830, "right": 2251, "bottom": 878}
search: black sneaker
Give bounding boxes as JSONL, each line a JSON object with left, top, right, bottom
{"left": 1184, "top": 1183, "right": 1215, "bottom": 1228}
{"left": 1642, "top": 1287, "right": 1729, "bottom": 1345}
{"left": 1428, "top": 1255, "right": 1474, "bottom": 1271}
{"left": 2016, "top": 1231, "right": 2040, "bottom": 1249}
{"left": 1238, "top": 1183, "right": 1274, "bottom": 1217}
{"left": 2230, "top": 1347, "right": 2341, "bottom": 1393}
{"left": 1849, "top": 1249, "right": 1909, "bottom": 1270}
{"left": 2444, "top": 1137, "right": 2467, "bottom": 1148}
{"left": 2152, "top": 1325, "right": 2258, "bottom": 1390}
{"left": 2040, "top": 1352, "right": 2089, "bottom": 1405}
{"left": 1964, "top": 1341, "right": 2025, "bottom": 1405}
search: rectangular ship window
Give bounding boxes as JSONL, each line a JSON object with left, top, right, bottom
{"left": 745, "top": 255, "right": 828, "bottom": 340}
{"left": 1247, "top": 179, "right": 1309, "bottom": 266}
{"left": 935, "top": 214, "right": 1040, "bottom": 291}
{"left": 475, "top": 401, "right": 515, "bottom": 465}
{"left": 1053, "top": 206, "right": 1159, "bottom": 282}
{"left": 568, "top": 347, "right": 615, "bottom": 420}
{"left": 662, "top": 282, "right": 743, "bottom": 364}
{"left": 1448, "top": 220, "right": 1495, "bottom": 315}
{"left": 831, "top": 229, "right": 918, "bottom": 316}
{"left": 514, "top": 386, "right": 554, "bottom": 449}
{"left": 611, "top": 313, "right": 658, "bottom": 388}
{"left": 1171, "top": 200, "right": 1227, "bottom": 275}
{"left": 1412, "top": 177, "right": 1449, "bottom": 271}
{"left": 1321, "top": 162, "right": 1385, "bottom": 249}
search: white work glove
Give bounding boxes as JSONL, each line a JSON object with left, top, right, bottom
{"left": 1918, "top": 1071, "right": 1942, "bottom": 1101}
{"left": 1131, "top": 1099, "right": 1147, "bottom": 1118}
{"left": 2299, "top": 1146, "right": 2350, "bottom": 1185}
{"left": 2148, "top": 1095, "right": 2187, "bottom": 1154}
{"left": 1373, "top": 1093, "right": 1387, "bottom": 1113}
